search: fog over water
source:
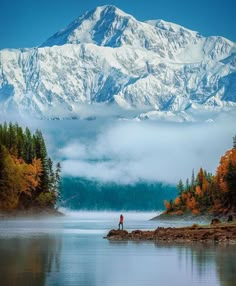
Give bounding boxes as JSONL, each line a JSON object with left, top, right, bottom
{"left": 0, "top": 211, "right": 235, "bottom": 286}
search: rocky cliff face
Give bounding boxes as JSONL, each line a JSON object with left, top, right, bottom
{"left": 0, "top": 5, "right": 235, "bottom": 119}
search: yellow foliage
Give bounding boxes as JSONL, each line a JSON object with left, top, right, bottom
{"left": 37, "top": 192, "right": 56, "bottom": 206}
{"left": 12, "top": 156, "right": 42, "bottom": 196}
{"left": 0, "top": 146, "right": 43, "bottom": 209}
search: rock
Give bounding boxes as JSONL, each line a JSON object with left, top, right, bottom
{"left": 106, "top": 229, "right": 128, "bottom": 239}
{"left": 227, "top": 215, "right": 233, "bottom": 222}
{"left": 210, "top": 218, "right": 221, "bottom": 225}
{"left": 191, "top": 224, "right": 199, "bottom": 228}
{"left": 105, "top": 222, "right": 236, "bottom": 244}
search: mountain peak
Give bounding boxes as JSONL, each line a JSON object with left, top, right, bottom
{"left": 1, "top": 5, "right": 235, "bottom": 119}
{"left": 41, "top": 5, "right": 134, "bottom": 48}
{"left": 95, "top": 5, "right": 133, "bottom": 18}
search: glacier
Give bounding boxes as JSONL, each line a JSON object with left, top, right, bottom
{"left": 0, "top": 5, "right": 236, "bottom": 120}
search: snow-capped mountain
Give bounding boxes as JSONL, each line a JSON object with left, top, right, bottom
{"left": 0, "top": 5, "right": 236, "bottom": 119}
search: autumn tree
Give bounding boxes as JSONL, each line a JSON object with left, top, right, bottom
{"left": 164, "top": 135, "right": 236, "bottom": 215}
{"left": 0, "top": 123, "right": 62, "bottom": 210}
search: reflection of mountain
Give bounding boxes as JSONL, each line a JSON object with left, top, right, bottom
{"left": 0, "top": 235, "right": 61, "bottom": 286}
{"left": 62, "top": 177, "right": 177, "bottom": 210}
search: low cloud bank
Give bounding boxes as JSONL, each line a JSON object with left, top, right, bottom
{"left": 58, "top": 117, "right": 235, "bottom": 184}
{"left": 1, "top": 108, "right": 235, "bottom": 185}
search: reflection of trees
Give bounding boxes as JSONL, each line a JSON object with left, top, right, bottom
{"left": 215, "top": 245, "right": 236, "bottom": 286}
{"left": 0, "top": 235, "right": 61, "bottom": 286}
{"left": 154, "top": 242, "right": 236, "bottom": 286}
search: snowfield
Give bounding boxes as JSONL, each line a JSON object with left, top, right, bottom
{"left": 0, "top": 5, "right": 235, "bottom": 120}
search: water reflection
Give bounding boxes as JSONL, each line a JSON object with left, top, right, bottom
{"left": 0, "top": 213, "right": 235, "bottom": 286}
{"left": 215, "top": 245, "right": 236, "bottom": 286}
{"left": 0, "top": 235, "right": 61, "bottom": 286}
{"left": 154, "top": 242, "right": 236, "bottom": 286}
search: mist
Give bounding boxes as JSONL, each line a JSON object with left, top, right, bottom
{"left": 1, "top": 109, "right": 235, "bottom": 185}
{"left": 57, "top": 116, "right": 235, "bottom": 185}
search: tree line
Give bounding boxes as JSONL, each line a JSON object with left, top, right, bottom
{"left": 0, "top": 122, "right": 62, "bottom": 210}
{"left": 62, "top": 177, "right": 177, "bottom": 211}
{"left": 164, "top": 136, "right": 236, "bottom": 215}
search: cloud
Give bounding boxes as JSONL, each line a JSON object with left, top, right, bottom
{"left": 57, "top": 116, "right": 236, "bottom": 184}
{"left": 1, "top": 107, "right": 235, "bottom": 185}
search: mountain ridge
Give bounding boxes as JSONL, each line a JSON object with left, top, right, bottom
{"left": 0, "top": 5, "right": 235, "bottom": 120}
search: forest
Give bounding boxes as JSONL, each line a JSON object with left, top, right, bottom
{"left": 62, "top": 177, "right": 177, "bottom": 210}
{"left": 164, "top": 136, "right": 236, "bottom": 215}
{"left": 0, "top": 122, "right": 61, "bottom": 211}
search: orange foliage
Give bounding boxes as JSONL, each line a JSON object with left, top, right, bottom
{"left": 0, "top": 149, "right": 43, "bottom": 209}
{"left": 181, "top": 192, "right": 188, "bottom": 200}
{"left": 195, "top": 186, "right": 202, "bottom": 196}
{"left": 166, "top": 146, "right": 236, "bottom": 216}
{"left": 164, "top": 200, "right": 170, "bottom": 210}
{"left": 186, "top": 196, "right": 197, "bottom": 211}
{"left": 12, "top": 157, "right": 42, "bottom": 196}
{"left": 191, "top": 208, "right": 200, "bottom": 215}
{"left": 216, "top": 148, "right": 236, "bottom": 193}
{"left": 174, "top": 197, "right": 181, "bottom": 205}
{"left": 202, "top": 178, "right": 210, "bottom": 192}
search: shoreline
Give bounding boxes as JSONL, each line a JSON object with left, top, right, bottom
{"left": 105, "top": 221, "right": 236, "bottom": 244}
{"left": 0, "top": 207, "right": 64, "bottom": 219}
{"left": 150, "top": 212, "right": 233, "bottom": 222}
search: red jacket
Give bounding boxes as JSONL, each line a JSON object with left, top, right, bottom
{"left": 119, "top": 215, "right": 124, "bottom": 223}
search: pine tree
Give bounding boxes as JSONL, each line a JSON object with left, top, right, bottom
{"left": 191, "top": 169, "right": 195, "bottom": 193}
{"left": 47, "top": 157, "right": 55, "bottom": 192}
{"left": 177, "top": 179, "right": 184, "bottom": 196}
{"left": 55, "top": 162, "right": 62, "bottom": 208}
{"left": 233, "top": 135, "right": 236, "bottom": 149}
{"left": 197, "top": 167, "right": 204, "bottom": 189}
{"left": 34, "top": 130, "right": 50, "bottom": 193}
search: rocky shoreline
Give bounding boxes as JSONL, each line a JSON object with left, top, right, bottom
{"left": 105, "top": 221, "right": 236, "bottom": 244}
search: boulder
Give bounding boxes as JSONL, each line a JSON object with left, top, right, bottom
{"left": 106, "top": 229, "right": 128, "bottom": 238}
{"left": 210, "top": 218, "right": 221, "bottom": 225}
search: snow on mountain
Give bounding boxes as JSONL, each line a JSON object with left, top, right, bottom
{"left": 0, "top": 5, "right": 236, "bottom": 120}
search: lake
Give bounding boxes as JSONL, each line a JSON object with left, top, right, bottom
{"left": 0, "top": 211, "right": 235, "bottom": 286}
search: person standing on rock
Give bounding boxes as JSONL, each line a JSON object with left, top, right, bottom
{"left": 118, "top": 214, "right": 124, "bottom": 230}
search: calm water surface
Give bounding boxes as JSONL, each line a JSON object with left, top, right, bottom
{"left": 0, "top": 211, "right": 235, "bottom": 286}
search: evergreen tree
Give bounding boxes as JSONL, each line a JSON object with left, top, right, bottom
{"left": 34, "top": 130, "right": 50, "bottom": 193}
{"left": 185, "top": 178, "right": 190, "bottom": 191}
{"left": 177, "top": 179, "right": 184, "bottom": 196}
{"left": 48, "top": 157, "right": 55, "bottom": 192}
{"left": 0, "top": 122, "right": 62, "bottom": 210}
{"left": 191, "top": 169, "right": 195, "bottom": 193}
{"left": 233, "top": 135, "right": 236, "bottom": 149}
{"left": 55, "top": 162, "right": 62, "bottom": 208}
{"left": 225, "top": 160, "right": 236, "bottom": 210}
{"left": 23, "top": 127, "right": 34, "bottom": 163}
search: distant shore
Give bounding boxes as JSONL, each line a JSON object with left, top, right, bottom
{"left": 105, "top": 221, "right": 236, "bottom": 244}
{"left": 150, "top": 212, "right": 221, "bottom": 222}
{"left": 0, "top": 207, "right": 64, "bottom": 219}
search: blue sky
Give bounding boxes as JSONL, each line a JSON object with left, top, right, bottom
{"left": 0, "top": 0, "right": 235, "bottom": 49}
